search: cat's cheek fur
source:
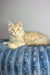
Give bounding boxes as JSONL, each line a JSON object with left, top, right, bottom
{"left": 13, "top": 33, "right": 15, "bottom": 36}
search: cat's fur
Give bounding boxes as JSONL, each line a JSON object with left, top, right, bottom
{"left": 3, "top": 21, "right": 50, "bottom": 49}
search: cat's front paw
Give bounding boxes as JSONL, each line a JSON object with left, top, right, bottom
{"left": 3, "top": 42, "right": 7, "bottom": 44}
{"left": 8, "top": 43, "right": 18, "bottom": 49}
{"left": 3, "top": 42, "right": 9, "bottom": 44}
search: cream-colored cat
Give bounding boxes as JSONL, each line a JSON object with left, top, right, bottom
{"left": 3, "top": 21, "right": 50, "bottom": 49}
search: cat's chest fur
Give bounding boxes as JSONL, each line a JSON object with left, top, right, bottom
{"left": 9, "top": 35, "right": 24, "bottom": 42}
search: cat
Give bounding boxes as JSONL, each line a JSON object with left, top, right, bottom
{"left": 3, "top": 21, "right": 25, "bottom": 49}
{"left": 3, "top": 21, "right": 50, "bottom": 49}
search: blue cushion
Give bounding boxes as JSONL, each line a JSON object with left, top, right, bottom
{"left": 0, "top": 39, "right": 50, "bottom": 75}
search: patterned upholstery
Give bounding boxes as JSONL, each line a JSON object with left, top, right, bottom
{"left": 0, "top": 39, "right": 50, "bottom": 75}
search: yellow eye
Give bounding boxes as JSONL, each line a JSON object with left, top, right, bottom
{"left": 12, "top": 29, "right": 14, "bottom": 31}
{"left": 17, "top": 28, "right": 19, "bottom": 30}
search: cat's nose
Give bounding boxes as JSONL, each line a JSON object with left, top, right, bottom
{"left": 15, "top": 31, "right": 17, "bottom": 34}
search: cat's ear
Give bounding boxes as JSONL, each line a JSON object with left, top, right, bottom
{"left": 8, "top": 20, "right": 14, "bottom": 27}
{"left": 17, "top": 21, "right": 23, "bottom": 27}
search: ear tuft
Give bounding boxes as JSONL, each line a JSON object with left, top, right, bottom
{"left": 17, "top": 21, "right": 23, "bottom": 27}
{"left": 8, "top": 20, "right": 14, "bottom": 27}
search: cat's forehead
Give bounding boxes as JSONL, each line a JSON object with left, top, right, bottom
{"left": 12, "top": 24, "right": 22, "bottom": 30}
{"left": 13, "top": 24, "right": 20, "bottom": 28}
{"left": 13, "top": 25, "right": 17, "bottom": 27}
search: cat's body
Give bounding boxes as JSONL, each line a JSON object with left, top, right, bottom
{"left": 3, "top": 21, "right": 50, "bottom": 49}
{"left": 24, "top": 32, "right": 49, "bottom": 45}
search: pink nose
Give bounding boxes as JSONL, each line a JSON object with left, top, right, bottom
{"left": 15, "top": 31, "right": 17, "bottom": 34}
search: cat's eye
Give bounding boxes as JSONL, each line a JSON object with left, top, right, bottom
{"left": 12, "top": 29, "right": 14, "bottom": 31}
{"left": 17, "top": 28, "right": 19, "bottom": 30}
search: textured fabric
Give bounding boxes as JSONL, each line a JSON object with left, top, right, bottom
{"left": 0, "top": 39, "right": 50, "bottom": 75}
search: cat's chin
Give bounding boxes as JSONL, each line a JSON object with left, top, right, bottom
{"left": 13, "top": 34, "right": 17, "bottom": 37}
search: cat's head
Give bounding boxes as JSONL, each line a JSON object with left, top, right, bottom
{"left": 8, "top": 21, "right": 24, "bottom": 36}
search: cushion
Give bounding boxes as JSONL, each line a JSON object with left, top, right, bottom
{"left": 0, "top": 39, "right": 50, "bottom": 75}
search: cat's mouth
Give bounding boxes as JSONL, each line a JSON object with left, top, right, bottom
{"left": 12, "top": 32, "right": 17, "bottom": 36}
{"left": 13, "top": 32, "right": 19, "bottom": 36}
